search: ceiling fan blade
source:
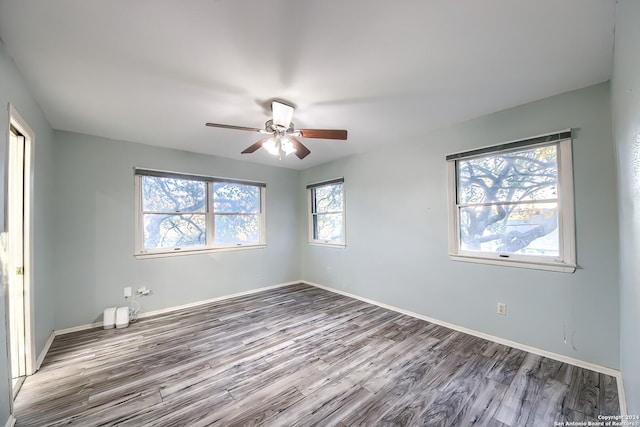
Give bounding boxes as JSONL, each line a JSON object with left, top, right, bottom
{"left": 272, "top": 101, "right": 294, "bottom": 129}
{"left": 298, "top": 129, "right": 348, "bottom": 140}
{"left": 241, "top": 137, "right": 270, "bottom": 154}
{"left": 206, "top": 123, "right": 262, "bottom": 133}
{"left": 289, "top": 136, "right": 311, "bottom": 160}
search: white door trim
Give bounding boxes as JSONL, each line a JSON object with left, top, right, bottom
{"left": 6, "top": 104, "right": 35, "bottom": 376}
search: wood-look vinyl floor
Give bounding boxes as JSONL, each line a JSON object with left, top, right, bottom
{"left": 14, "top": 283, "right": 620, "bottom": 426}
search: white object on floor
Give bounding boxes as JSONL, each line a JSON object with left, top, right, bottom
{"left": 115, "top": 306, "right": 129, "bottom": 329}
{"left": 103, "top": 307, "right": 117, "bottom": 329}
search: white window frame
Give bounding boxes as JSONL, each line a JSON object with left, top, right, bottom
{"left": 307, "top": 178, "right": 346, "bottom": 247}
{"left": 134, "top": 169, "right": 266, "bottom": 258}
{"left": 447, "top": 130, "right": 576, "bottom": 273}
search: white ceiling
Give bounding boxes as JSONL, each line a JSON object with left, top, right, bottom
{"left": 0, "top": 0, "right": 615, "bottom": 170}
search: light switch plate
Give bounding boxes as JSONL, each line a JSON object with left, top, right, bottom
{"left": 497, "top": 303, "right": 507, "bottom": 316}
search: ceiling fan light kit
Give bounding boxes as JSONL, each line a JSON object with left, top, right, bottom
{"left": 206, "top": 101, "right": 348, "bottom": 160}
{"left": 264, "top": 135, "right": 296, "bottom": 158}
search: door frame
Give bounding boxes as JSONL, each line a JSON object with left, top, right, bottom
{"left": 4, "top": 104, "right": 35, "bottom": 378}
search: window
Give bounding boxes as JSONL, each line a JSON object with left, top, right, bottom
{"left": 308, "top": 178, "right": 345, "bottom": 246}
{"left": 446, "top": 131, "right": 576, "bottom": 272}
{"left": 212, "top": 182, "right": 261, "bottom": 244}
{"left": 135, "top": 169, "right": 265, "bottom": 257}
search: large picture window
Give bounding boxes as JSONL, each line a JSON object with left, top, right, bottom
{"left": 308, "top": 178, "right": 345, "bottom": 246}
{"left": 447, "top": 131, "right": 576, "bottom": 272}
{"left": 135, "top": 169, "right": 265, "bottom": 257}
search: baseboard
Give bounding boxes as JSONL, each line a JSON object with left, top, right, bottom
{"left": 35, "top": 330, "right": 56, "bottom": 371}
{"left": 617, "top": 374, "right": 628, "bottom": 416}
{"left": 4, "top": 415, "right": 16, "bottom": 427}
{"left": 54, "top": 281, "right": 300, "bottom": 336}
{"left": 137, "top": 281, "right": 300, "bottom": 320}
{"left": 54, "top": 322, "right": 102, "bottom": 336}
{"left": 302, "top": 281, "right": 622, "bottom": 379}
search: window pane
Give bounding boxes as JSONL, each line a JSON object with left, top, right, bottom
{"left": 214, "top": 214, "right": 260, "bottom": 244}
{"left": 313, "top": 184, "right": 343, "bottom": 213}
{"left": 213, "top": 183, "right": 260, "bottom": 213}
{"left": 458, "top": 145, "right": 558, "bottom": 205}
{"left": 314, "top": 213, "right": 343, "bottom": 242}
{"left": 142, "top": 177, "right": 206, "bottom": 212}
{"left": 143, "top": 214, "right": 206, "bottom": 249}
{"left": 459, "top": 202, "right": 558, "bottom": 256}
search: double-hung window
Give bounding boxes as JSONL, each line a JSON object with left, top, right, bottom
{"left": 212, "top": 182, "right": 262, "bottom": 244}
{"left": 308, "top": 178, "right": 345, "bottom": 246}
{"left": 135, "top": 169, "right": 265, "bottom": 257}
{"left": 446, "top": 131, "right": 576, "bottom": 272}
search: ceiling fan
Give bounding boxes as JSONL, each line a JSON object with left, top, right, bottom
{"left": 206, "top": 101, "right": 347, "bottom": 160}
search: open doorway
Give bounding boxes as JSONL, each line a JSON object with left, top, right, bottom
{"left": 4, "top": 105, "right": 35, "bottom": 397}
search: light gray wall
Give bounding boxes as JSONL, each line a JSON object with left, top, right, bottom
{"left": 300, "top": 82, "right": 619, "bottom": 369}
{"left": 611, "top": 0, "right": 640, "bottom": 414}
{"left": 52, "top": 131, "right": 301, "bottom": 330}
{"left": 0, "top": 40, "right": 57, "bottom": 423}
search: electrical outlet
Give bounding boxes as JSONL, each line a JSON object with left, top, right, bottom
{"left": 124, "top": 287, "right": 132, "bottom": 298}
{"left": 497, "top": 303, "right": 507, "bottom": 316}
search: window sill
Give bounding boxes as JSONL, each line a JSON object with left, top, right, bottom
{"left": 135, "top": 244, "right": 266, "bottom": 259}
{"left": 449, "top": 254, "right": 576, "bottom": 273}
{"left": 308, "top": 241, "right": 346, "bottom": 249}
